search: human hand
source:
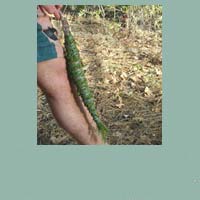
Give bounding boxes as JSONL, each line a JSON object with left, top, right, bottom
{"left": 39, "top": 5, "right": 63, "bottom": 20}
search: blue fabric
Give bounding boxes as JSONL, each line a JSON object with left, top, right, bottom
{"left": 37, "top": 23, "right": 57, "bottom": 62}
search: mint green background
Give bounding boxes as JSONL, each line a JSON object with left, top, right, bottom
{"left": 0, "top": 0, "right": 200, "bottom": 199}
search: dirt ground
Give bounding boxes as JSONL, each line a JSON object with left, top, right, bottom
{"left": 37, "top": 16, "right": 162, "bottom": 145}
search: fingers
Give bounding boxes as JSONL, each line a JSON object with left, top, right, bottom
{"left": 55, "top": 5, "right": 63, "bottom": 11}
{"left": 55, "top": 5, "right": 63, "bottom": 18}
{"left": 39, "top": 5, "right": 62, "bottom": 20}
{"left": 53, "top": 9, "right": 61, "bottom": 20}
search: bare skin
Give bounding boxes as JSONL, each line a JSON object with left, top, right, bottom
{"left": 37, "top": 5, "right": 104, "bottom": 144}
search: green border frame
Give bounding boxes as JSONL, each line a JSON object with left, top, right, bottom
{"left": 0, "top": 1, "right": 200, "bottom": 199}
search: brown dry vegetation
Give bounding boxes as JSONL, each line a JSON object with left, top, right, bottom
{"left": 37, "top": 6, "right": 162, "bottom": 145}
